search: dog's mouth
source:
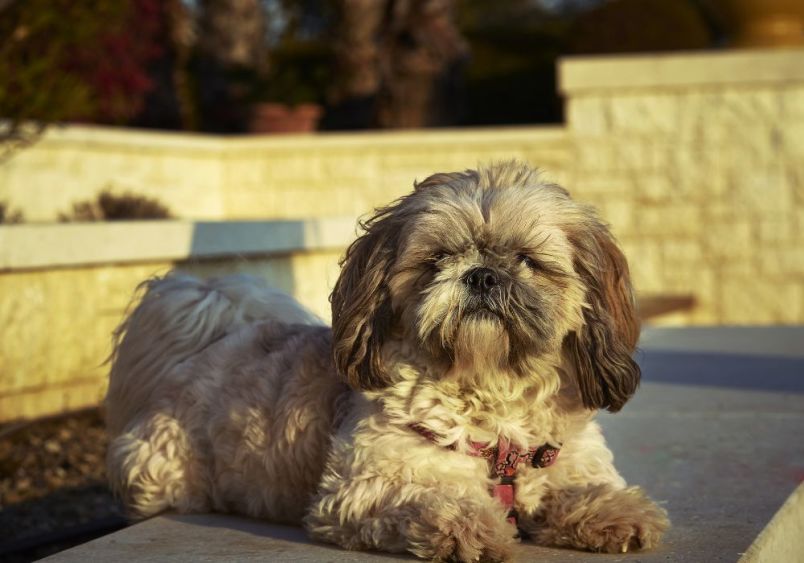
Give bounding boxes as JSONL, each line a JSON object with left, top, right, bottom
{"left": 463, "top": 304, "right": 503, "bottom": 322}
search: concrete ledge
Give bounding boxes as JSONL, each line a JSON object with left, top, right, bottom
{"left": 559, "top": 47, "right": 804, "bottom": 93}
{"left": 741, "top": 482, "right": 804, "bottom": 563}
{"left": 0, "top": 219, "right": 351, "bottom": 421}
{"left": 43, "top": 327, "right": 804, "bottom": 562}
{"left": 0, "top": 218, "right": 358, "bottom": 271}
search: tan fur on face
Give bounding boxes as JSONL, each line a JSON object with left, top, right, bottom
{"left": 106, "top": 161, "right": 667, "bottom": 562}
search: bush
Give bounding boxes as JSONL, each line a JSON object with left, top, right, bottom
{"left": 0, "top": 0, "right": 164, "bottom": 141}
{"left": 59, "top": 190, "right": 172, "bottom": 222}
{"left": 0, "top": 202, "right": 24, "bottom": 224}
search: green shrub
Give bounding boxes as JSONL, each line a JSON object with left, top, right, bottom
{"left": 59, "top": 190, "right": 172, "bottom": 222}
{"left": 0, "top": 202, "right": 24, "bottom": 224}
{"left": 0, "top": 0, "right": 163, "bottom": 143}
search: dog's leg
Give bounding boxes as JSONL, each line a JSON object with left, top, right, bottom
{"left": 525, "top": 483, "right": 668, "bottom": 553}
{"left": 306, "top": 477, "right": 517, "bottom": 562}
{"left": 515, "top": 421, "right": 669, "bottom": 553}
{"left": 107, "top": 412, "right": 208, "bottom": 519}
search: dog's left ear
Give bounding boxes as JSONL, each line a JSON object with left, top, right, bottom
{"left": 330, "top": 205, "right": 402, "bottom": 390}
{"left": 564, "top": 222, "right": 640, "bottom": 413}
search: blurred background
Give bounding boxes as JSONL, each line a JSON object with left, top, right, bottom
{"left": 1, "top": 0, "right": 803, "bottom": 561}
{"left": 0, "top": 0, "right": 768, "bottom": 137}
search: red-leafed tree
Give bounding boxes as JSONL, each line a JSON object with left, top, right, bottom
{"left": 0, "top": 0, "right": 165, "bottom": 151}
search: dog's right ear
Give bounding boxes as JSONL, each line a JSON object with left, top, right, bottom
{"left": 563, "top": 220, "right": 641, "bottom": 413}
{"left": 331, "top": 205, "right": 402, "bottom": 390}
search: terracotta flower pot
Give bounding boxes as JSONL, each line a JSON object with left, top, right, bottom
{"left": 703, "top": 0, "right": 804, "bottom": 47}
{"left": 249, "top": 103, "right": 323, "bottom": 134}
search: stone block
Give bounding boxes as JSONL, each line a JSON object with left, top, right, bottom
{"left": 756, "top": 217, "right": 794, "bottom": 242}
{"left": 781, "top": 122, "right": 804, "bottom": 157}
{"left": 320, "top": 153, "right": 378, "bottom": 179}
{"left": 619, "top": 239, "right": 664, "bottom": 293}
{"left": 570, "top": 174, "right": 630, "bottom": 199}
{"left": 226, "top": 159, "right": 264, "bottom": 185}
{"left": 599, "top": 200, "right": 635, "bottom": 235}
{"left": 720, "top": 278, "right": 802, "bottom": 324}
{"left": 695, "top": 131, "right": 773, "bottom": 175}
{"left": 732, "top": 166, "right": 791, "bottom": 215}
{"left": 0, "top": 262, "right": 172, "bottom": 421}
{"left": 759, "top": 247, "right": 804, "bottom": 277}
{"left": 612, "top": 140, "right": 670, "bottom": 172}
{"left": 673, "top": 90, "right": 727, "bottom": 140}
{"left": 703, "top": 201, "right": 738, "bottom": 222}
{"left": 566, "top": 96, "right": 610, "bottom": 135}
{"left": 787, "top": 169, "right": 804, "bottom": 210}
{"left": 717, "top": 89, "right": 781, "bottom": 125}
{"left": 636, "top": 204, "right": 703, "bottom": 237}
{"left": 666, "top": 148, "right": 729, "bottom": 200}
{"left": 574, "top": 141, "right": 618, "bottom": 172}
{"left": 701, "top": 220, "right": 753, "bottom": 260}
{"left": 635, "top": 173, "right": 674, "bottom": 204}
{"left": 779, "top": 86, "right": 804, "bottom": 119}
{"left": 609, "top": 94, "right": 679, "bottom": 135}
{"left": 795, "top": 208, "right": 804, "bottom": 237}
{"left": 662, "top": 240, "right": 703, "bottom": 265}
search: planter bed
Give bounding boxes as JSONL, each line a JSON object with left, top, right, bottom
{"left": 0, "top": 218, "right": 356, "bottom": 423}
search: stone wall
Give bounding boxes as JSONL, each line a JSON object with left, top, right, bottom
{"left": 0, "top": 254, "right": 343, "bottom": 421}
{"left": 2, "top": 47, "right": 803, "bottom": 421}
{"left": 0, "top": 220, "right": 350, "bottom": 422}
{"left": 0, "top": 129, "right": 226, "bottom": 222}
{"left": 0, "top": 127, "right": 569, "bottom": 221}
{"left": 560, "top": 48, "right": 804, "bottom": 325}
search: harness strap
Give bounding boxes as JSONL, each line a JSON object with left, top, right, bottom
{"left": 407, "top": 423, "right": 560, "bottom": 527}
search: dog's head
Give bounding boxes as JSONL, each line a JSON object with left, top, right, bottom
{"left": 331, "top": 161, "right": 640, "bottom": 412}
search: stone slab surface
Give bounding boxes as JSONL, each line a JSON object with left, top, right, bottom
{"left": 0, "top": 218, "right": 357, "bottom": 271}
{"left": 45, "top": 327, "right": 804, "bottom": 562}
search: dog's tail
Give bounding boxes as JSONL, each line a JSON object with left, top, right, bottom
{"left": 105, "top": 273, "right": 322, "bottom": 434}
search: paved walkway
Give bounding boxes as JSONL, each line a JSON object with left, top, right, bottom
{"left": 45, "top": 327, "right": 804, "bottom": 562}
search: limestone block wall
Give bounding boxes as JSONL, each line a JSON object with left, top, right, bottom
{"left": 1, "top": 48, "right": 803, "bottom": 422}
{"left": 0, "top": 220, "right": 351, "bottom": 422}
{"left": 0, "top": 262, "right": 173, "bottom": 420}
{"left": 219, "top": 128, "right": 570, "bottom": 219}
{"left": 0, "top": 254, "right": 342, "bottom": 421}
{"left": 0, "top": 127, "right": 569, "bottom": 222}
{"left": 560, "top": 48, "right": 804, "bottom": 325}
{"left": 0, "top": 129, "right": 226, "bottom": 222}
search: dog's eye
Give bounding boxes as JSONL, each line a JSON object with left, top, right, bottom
{"left": 517, "top": 254, "right": 540, "bottom": 271}
{"left": 431, "top": 251, "right": 448, "bottom": 263}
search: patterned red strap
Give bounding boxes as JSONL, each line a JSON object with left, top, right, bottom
{"left": 407, "top": 423, "right": 561, "bottom": 527}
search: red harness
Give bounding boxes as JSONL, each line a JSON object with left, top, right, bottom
{"left": 408, "top": 423, "right": 560, "bottom": 527}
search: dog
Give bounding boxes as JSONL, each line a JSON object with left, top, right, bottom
{"left": 105, "top": 161, "right": 668, "bottom": 561}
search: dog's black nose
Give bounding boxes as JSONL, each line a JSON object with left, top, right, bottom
{"left": 464, "top": 267, "right": 499, "bottom": 293}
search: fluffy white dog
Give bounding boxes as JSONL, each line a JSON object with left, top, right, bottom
{"left": 106, "top": 161, "right": 668, "bottom": 561}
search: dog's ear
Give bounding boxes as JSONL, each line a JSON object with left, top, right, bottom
{"left": 564, "top": 221, "right": 640, "bottom": 412}
{"left": 330, "top": 206, "right": 402, "bottom": 390}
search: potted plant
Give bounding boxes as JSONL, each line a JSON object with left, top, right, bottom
{"left": 248, "top": 40, "right": 330, "bottom": 134}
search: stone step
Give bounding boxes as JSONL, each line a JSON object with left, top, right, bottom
{"left": 44, "top": 327, "right": 804, "bottom": 562}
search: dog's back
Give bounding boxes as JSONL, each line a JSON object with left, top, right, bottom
{"left": 105, "top": 274, "right": 344, "bottom": 520}
{"left": 106, "top": 274, "right": 321, "bottom": 435}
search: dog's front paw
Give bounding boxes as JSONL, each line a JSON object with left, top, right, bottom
{"left": 530, "top": 484, "right": 669, "bottom": 554}
{"left": 406, "top": 497, "right": 517, "bottom": 562}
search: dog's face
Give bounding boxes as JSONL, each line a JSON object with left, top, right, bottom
{"left": 331, "top": 162, "right": 640, "bottom": 412}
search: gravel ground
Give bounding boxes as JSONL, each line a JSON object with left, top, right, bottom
{"left": 0, "top": 409, "right": 126, "bottom": 562}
